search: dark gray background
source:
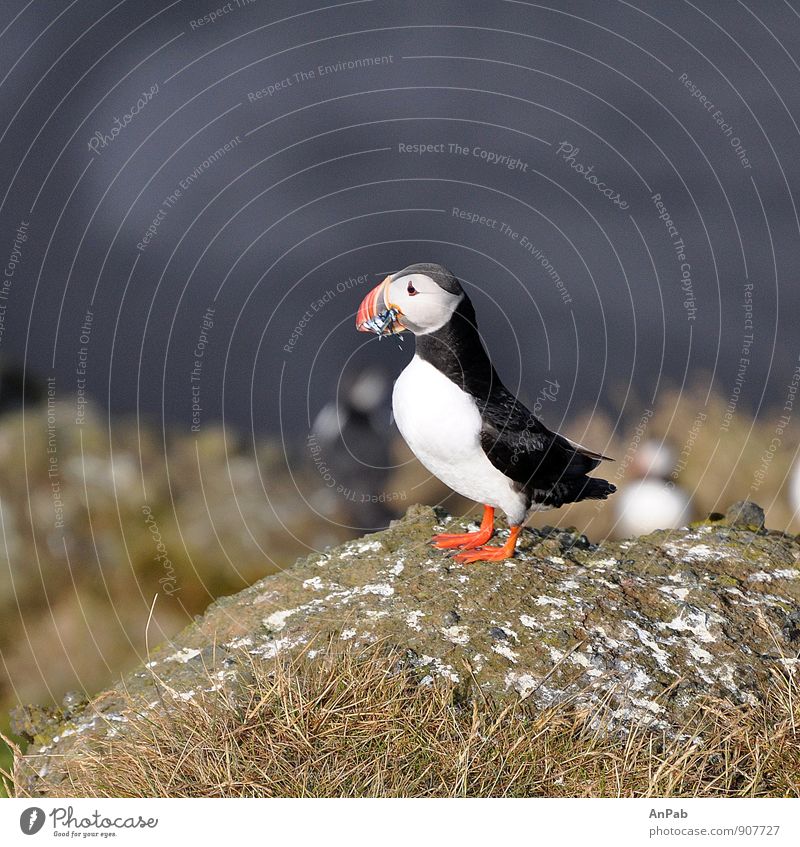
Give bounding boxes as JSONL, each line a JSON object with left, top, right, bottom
{"left": 1, "top": 0, "right": 797, "bottom": 439}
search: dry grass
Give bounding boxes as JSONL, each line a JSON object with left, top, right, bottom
{"left": 6, "top": 646, "right": 799, "bottom": 798}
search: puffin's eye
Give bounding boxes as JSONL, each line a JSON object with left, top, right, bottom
{"left": 407, "top": 281, "right": 418, "bottom": 296}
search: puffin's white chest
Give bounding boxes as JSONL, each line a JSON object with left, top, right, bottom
{"left": 392, "top": 356, "right": 526, "bottom": 522}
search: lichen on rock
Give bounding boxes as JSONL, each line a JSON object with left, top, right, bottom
{"left": 14, "top": 502, "right": 800, "bottom": 796}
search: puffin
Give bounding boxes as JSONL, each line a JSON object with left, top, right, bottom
{"left": 0, "top": 358, "right": 44, "bottom": 415}
{"left": 613, "top": 441, "right": 691, "bottom": 537}
{"left": 355, "top": 262, "right": 616, "bottom": 563}
{"left": 789, "top": 458, "right": 800, "bottom": 526}
{"left": 310, "top": 367, "right": 394, "bottom": 528}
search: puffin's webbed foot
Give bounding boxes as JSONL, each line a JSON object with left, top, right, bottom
{"left": 432, "top": 505, "right": 494, "bottom": 549}
{"left": 433, "top": 530, "right": 493, "bottom": 550}
{"left": 453, "top": 525, "right": 521, "bottom": 563}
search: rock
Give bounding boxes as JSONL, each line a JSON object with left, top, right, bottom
{"left": 9, "top": 703, "right": 62, "bottom": 743}
{"left": 14, "top": 502, "right": 800, "bottom": 796}
{"left": 724, "top": 500, "right": 766, "bottom": 530}
{"left": 60, "top": 691, "right": 89, "bottom": 718}
{"left": 782, "top": 610, "right": 800, "bottom": 643}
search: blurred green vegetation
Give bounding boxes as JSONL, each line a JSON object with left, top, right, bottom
{"left": 0, "top": 401, "right": 366, "bottom": 785}
{"left": 0, "top": 716, "right": 15, "bottom": 797}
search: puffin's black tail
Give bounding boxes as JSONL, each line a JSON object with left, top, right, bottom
{"left": 576, "top": 477, "right": 616, "bottom": 501}
{"left": 534, "top": 476, "right": 617, "bottom": 509}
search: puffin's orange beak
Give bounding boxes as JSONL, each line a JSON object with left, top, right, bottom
{"left": 356, "top": 275, "right": 404, "bottom": 334}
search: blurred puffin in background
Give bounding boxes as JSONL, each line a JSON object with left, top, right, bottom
{"left": 310, "top": 366, "right": 393, "bottom": 528}
{"left": 0, "top": 359, "right": 43, "bottom": 415}
{"left": 613, "top": 440, "right": 691, "bottom": 537}
{"left": 356, "top": 262, "right": 615, "bottom": 563}
{"left": 789, "top": 457, "right": 800, "bottom": 525}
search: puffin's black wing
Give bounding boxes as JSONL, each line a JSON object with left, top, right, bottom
{"left": 478, "top": 386, "right": 615, "bottom": 508}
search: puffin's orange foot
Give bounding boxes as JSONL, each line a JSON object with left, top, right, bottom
{"left": 432, "top": 505, "right": 494, "bottom": 549}
{"left": 453, "top": 545, "right": 514, "bottom": 563}
{"left": 453, "top": 526, "right": 521, "bottom": 564}
{"left": 432, "top": 528, "right": 493, "bottom": 549}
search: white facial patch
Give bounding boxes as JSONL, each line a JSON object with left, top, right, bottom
{"left": 388, "top": 274, "right": 463, "bottom": 334}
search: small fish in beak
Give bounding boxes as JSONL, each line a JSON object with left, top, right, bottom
{"left": 356, "top": 275, "right": 404, "bottom": 337}
{"left": 362, "top": 306, "right": 401, "bottom": 338}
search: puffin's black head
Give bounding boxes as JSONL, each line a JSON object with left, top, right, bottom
{"left": 356, "top": 263, "right": 466, "bottom": 336}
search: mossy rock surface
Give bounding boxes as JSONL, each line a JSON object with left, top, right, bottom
{"left": 15, "top": 503, "right": 800, "bottom": 796}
